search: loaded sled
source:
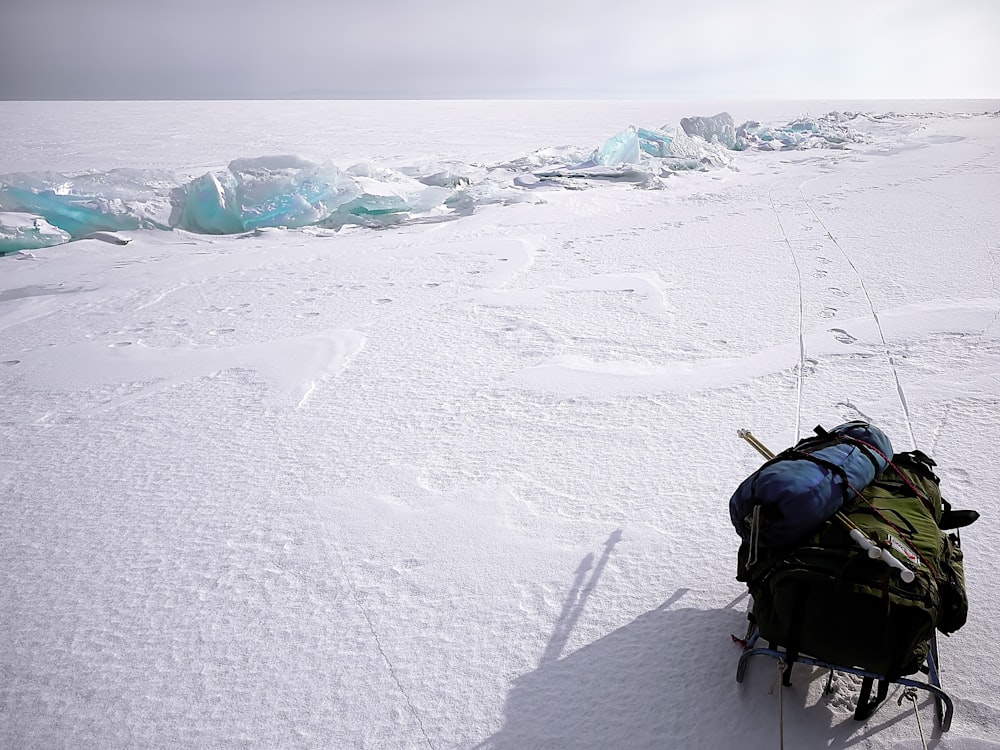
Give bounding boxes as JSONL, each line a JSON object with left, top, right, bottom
{"left": 730, "top": 424, "right": 978, "bottom": 732}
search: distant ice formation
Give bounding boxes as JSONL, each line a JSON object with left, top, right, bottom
{"left": 594, "top": 127, "right": 642, "bottom": 166}
{"left": 737, "top": 113, "right": 867, "bottom": 150}
{"left": 0, "top": 169, "right": 177, "bottom": 239}
{"left": 591, "top": 124, "right": 733, "bottom": 168}
{"left": 179, "top": 156, "right": 360, "bottom": 233}
{"left": 0, "top": 111, "right": 879, "bottom": 254}
{"left": 681, "top": 113, "right": 738, "bottom": 149}
{"left": 0, "top": 211, "right": 72, "bottom": 253}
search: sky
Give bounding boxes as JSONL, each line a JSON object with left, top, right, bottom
{"left": 1, "top": 0, "right": 999, "bottom": 100}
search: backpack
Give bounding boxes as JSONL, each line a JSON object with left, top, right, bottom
{"left": 737, "top": 447, "right": 976, "bottom": 678}
{"left": 730, "top": 421, "right": 894, "bottom": 547}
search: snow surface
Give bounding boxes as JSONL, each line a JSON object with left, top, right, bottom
{"left": 1, "top": 100, "right": 999, "bottom": 749}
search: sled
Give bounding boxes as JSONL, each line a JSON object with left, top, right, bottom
{"left": 735, "top": 623, "right": 954, "bottom": 731}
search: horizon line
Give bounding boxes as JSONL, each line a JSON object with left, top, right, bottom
{"left": 4, "top": 94, "right": 1000, "bottom": 104}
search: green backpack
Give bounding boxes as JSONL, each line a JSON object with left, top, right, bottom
{"left": 738, "top": 450, "right": 974, "bottom": 678}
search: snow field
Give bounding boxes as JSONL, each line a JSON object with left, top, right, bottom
{"left": 1, "top": 102, "right": 999, "bottom": 748}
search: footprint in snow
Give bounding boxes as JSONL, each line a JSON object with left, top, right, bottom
{"left": 825, "top": 671, "right": 864, "bottom": 713}
{"left": 830, "top": 328, "right": 857, "bottom": 344}
{"left": 942, "top": 467, "right": 972, "bottom": 486}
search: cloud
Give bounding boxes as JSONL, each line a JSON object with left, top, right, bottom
{"left": 1, "top": 0, "right": 997, "bottom": 99}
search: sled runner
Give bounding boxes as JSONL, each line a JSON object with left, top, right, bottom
{"left": 735, "top": 619, "right": 954, "bottom": 731}
{"left": 731, "top": 425, "right": 978, "bottom": 734}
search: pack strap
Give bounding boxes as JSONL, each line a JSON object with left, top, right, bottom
{"left": 854, "top": 677, "right": 891, "bottom": 721}
{"left": 745, "top": 505, "right": 762, "bottom": 570}
{"left": 840, "top": 436, "right": 937, "bottom": 516}
{"left": 843, "top": 476, "right": 939, "bottom": 579}
{"left": 812, "top": 424, "right": 883, "bottom": 475}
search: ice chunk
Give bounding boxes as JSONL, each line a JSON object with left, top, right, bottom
{"left": 179, "top": 171, "right": 245, "bottom": 234}
{"left": 519, "top": 120, "right": 737, "bottom": 186}
{"left": 503, "top": 145, "right": 596, "bottom": 172}
{"left": 302, "top": 164, "right": 452, "bottom": 227}
{"left": 80, "top": 231, "right": 131, "bottom": 245}
{"left": 637, "top": 127, "right": 674, "bottom": 157}
{"left": 595, "top": 126, "right": 641, "bottom": 166}
{"left": 649, "top": 125, "right": 735, "bottom": 168}
{"left": 0, "top": 211, "right": 71, "bottom": 254}
{"left": 178, "top": 156, "right": 361, "bottom": 233}
{"left": 532, "top": 163, "right": 663, "bottom": 185}
{"left": 0, "top": 156, "right": 470, "bottom": 239}
{"left": 340, "top": 163, "right": 449, "bottom": 216}
{"left": 680, "top": 113, "right": 737, "bottom": 149}
{"left": 735, "top": 113, "right": 870, "bottom": 151}
{"left": 0, "top": 169, "right": 178, "bottom": 236}
{"left": 339, "top": 178, "right": 450, "bottom": 217}
{"left": 396, "top": 159, "right": 487, "bottom": 189}
{"left": 675, "top": 111, "right": 862, "bottom": 152}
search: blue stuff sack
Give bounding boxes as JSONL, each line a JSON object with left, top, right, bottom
{"left": 730, "top": 421, "right": 893, "bottom": 547}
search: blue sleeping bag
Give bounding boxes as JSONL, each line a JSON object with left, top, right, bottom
{"left": 730, "top": 422, "right": 893, "bottom": 547}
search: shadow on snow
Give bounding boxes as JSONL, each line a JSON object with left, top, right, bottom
{"left": 476, "top": 530, "right": 919, "bottom": 750}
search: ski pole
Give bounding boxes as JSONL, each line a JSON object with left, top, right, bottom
{"left": 738, "top": 430, "right": 916, "bottom": 583}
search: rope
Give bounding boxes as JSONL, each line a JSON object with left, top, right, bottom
{"left": 776, "top": 660, "right": 786, "bottom": 750}
{"left": 767, "top": 190, "right": 806, "bottom": 444}
{"left": 899, "top": 688, "right": 929, "bottom": 750}
{"left": 798, "top": 187, "right": 918, "bottom": 451}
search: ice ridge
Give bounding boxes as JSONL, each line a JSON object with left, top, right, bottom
{"left": 0, "top": 111, "right": 874, "bottom": 254}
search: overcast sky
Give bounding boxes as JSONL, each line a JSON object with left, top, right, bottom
{"left": 1, "top": 0, "right": 998, "bottom": 100}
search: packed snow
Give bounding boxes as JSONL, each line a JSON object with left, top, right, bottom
{"left": 1, "top": 99, "right": 999, "bottom": 749}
